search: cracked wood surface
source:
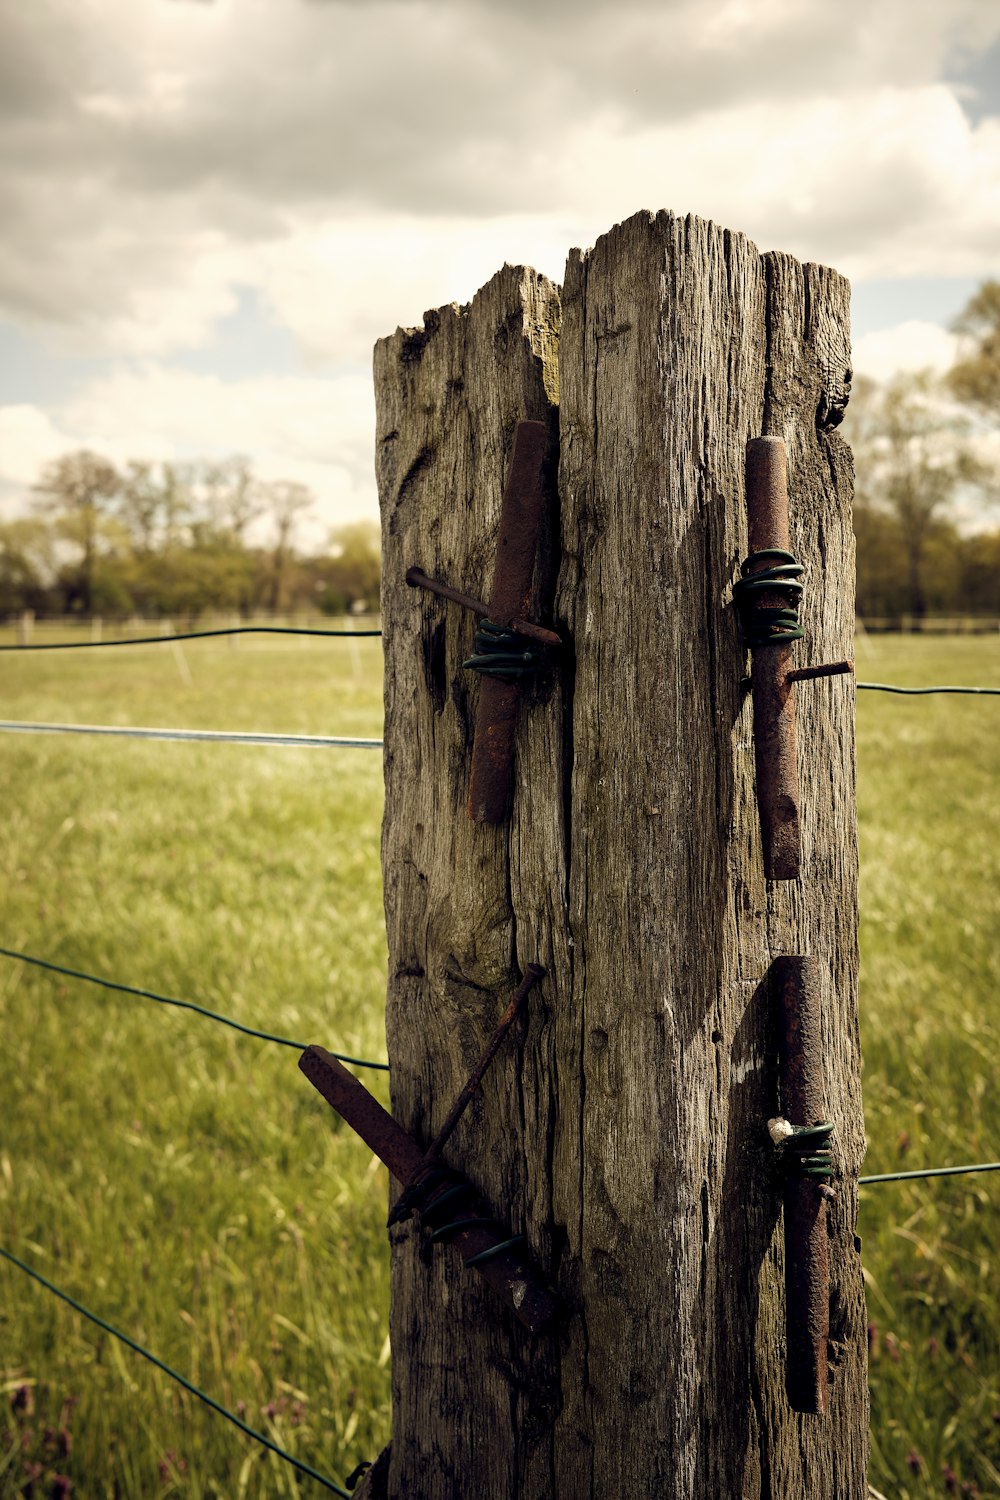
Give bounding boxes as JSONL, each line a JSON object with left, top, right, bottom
{"left": 371, "top": 213, "right": 867, "bottom": 1499}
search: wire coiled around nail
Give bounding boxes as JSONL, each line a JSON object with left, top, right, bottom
{"left": 464, "top": 620, "right": 540, "bottom": 680}
{"left": 388, "top": 1160, "right": 524, "bottom": 1262}
{"left": 779, "top": 1122, "right": 835, "bottom": 1181}
{"left": 732, "top": 548, "right": 805, "bottom": 649}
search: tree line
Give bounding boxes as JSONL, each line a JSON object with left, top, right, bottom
{"left": 0, "top": 455, "right": 380, "bottom": 619}
{"left": 1, "top": 280, "right": 998, "bottom": 624}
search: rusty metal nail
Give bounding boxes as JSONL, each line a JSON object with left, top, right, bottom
{"left": 786, "top": 659, "right": 855, "bottom": 684}
{"left": 744, "top": 437, "right": 801, "bottom": 881}
{"left": 299, "top": 1044, "right": 424, "bottom": 1184}
{"left": 406, "top": 567, "right": 560, "bottom": 648}
{"left": 298, "top": 1043, "right": 559, "bottom": 1333}
{"left": 467, "top": 420, "right": 550, "bottom": 825}
{"left": 425, "top": 964, "right": 545, "bottom": 1162}
{"left": 774, "top": 954, "right": 831, "bottom": 1416}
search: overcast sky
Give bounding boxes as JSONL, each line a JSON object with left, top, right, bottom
{"left": 1, "top": 0, "right": 998, "bottom": 542}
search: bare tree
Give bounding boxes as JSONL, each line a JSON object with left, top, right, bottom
{"left": 121, "top": 460, "right": 193, "bottom": 553}
{"left": 33, "top": 450, "right": 121, "bottom": 613}
{"left": 201, "top": 456, "right": 263, "bottom": 543}
{"left": 262, "top": 480, "right": 313, "bottom": 610}
{"left": 120, "top": 461, "right": 161, "bottom": 553}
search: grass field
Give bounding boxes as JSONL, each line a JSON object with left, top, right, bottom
{"left": 0, "top": 626, "right": 997, "bottom": 1498}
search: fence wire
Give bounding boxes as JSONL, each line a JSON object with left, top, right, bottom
{"left": 0, "top": 945, "right": 388, "bottom": 1071}
{"left": 0, "top": 720, "right": 383, "bottom": 749}
{"left": 0, "top": 1244, "right": 352, "bottom": 1498}
{"left": 0, "top": 625, "right": 380, "bottom": 650}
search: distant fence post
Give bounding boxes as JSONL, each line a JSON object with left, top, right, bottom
{"left": 371, "top": 212, "right": 867, "bottom": 1498}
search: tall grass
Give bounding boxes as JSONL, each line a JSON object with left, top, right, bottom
{"left": 0, "top": 626, "right": 996, "bottom": 1496}
{"left": 1, "top": 631, "right": 390, "bottom": 1497}
{"left": 856, "top": 635, "right": 999, "bottom": 1499}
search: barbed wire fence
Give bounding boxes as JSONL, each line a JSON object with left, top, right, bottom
{"left": 0, "top": 620, "right": 996, "bottom": 1492}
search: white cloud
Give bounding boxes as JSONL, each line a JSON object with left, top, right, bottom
{"left": 0, "top": 0, "right": 998, "bottom": 361}
{"left": 852, "top": 320, "right": 961, "bottom": 382}
{"left": 256, "top": 213, "right": 575, "bottom": 363}
{"left": 0, "top": 0, "right": 998, "bottom": 534}
{"left": 0, "top": 405, "right": 71, "bottom": 488}
{"left": 0, "top": 368, "right": 379, "bottom": 539}
{"left": 252, "top": 85, "right": 1000, "bottom": 367}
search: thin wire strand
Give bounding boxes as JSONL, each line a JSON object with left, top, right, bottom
{"left": 856, "top": 682, "right": 1000, "bottom": 696}
{"left": 0, "top": 946, "right": 389, "bottom": 1071}
{"left": 0, "top": 625, "right": 381, "bottom": 650}
{"left": 0, "top": 1244, "right": 351, "bottom": 1498}
{"left": 859, "top": 1161, "right": 1000, "bottom": 1185}
{"left": 0, "top": 721, "right": 383, "bottom": 749}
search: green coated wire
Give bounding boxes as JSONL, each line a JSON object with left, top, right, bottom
{"left": 859, "top": 1161, "right": 1000, "bottom": 1185}
{"left": 463, "top": 621, "right": 541, "bottom": 680}
{"left": 0, "top": 946, "right": 389, "bottom": 1072}
{"left": 732, "top": 549, "right": 805, "bottom": 649}
{"left": 856, "top": 682, "right": 1000, "bottom": 696}
{"left": 0, "top": 1244, "right": 351, "bottom": 1497}
{"left": 0, "top": 626, "right": 381, "bottom": 651}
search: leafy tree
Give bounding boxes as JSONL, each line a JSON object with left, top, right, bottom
{"left": 124, "top": 543, "right": 262, "bottom": 618}
{"left": 33, "top": 450, "right": 122, "bottom": 613}
{"left": 14, "top": 447, "right": 378, "bottom": 622}
{"left": 958, "top": 529, "right": 1000, "bottom": 615}
{"left": 949, "top": 279, "right": 1000, "bottom": 418}
{"left": 314, "top": 521, "right": 380, "bottom": 614}
{"left": 0, "top": 517, "right": 58, "bottom": 614}
{"left": 846, "top": 373, "right": 989, "bottom": 622}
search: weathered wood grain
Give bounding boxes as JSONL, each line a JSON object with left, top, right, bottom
{"left": 373, "top": 265, "right": 567, "bottom": 1500}
{"left": 371, "top": 214, "right": 867, "bottom": 1498}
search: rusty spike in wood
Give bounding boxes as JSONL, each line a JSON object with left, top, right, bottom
{"left": 775, "top": 955, "right": 833, "bottom": 1416}
{"left": 423, "top": 963, "right": 544, "bottom": 1162}
{"left": 467, "top": 419, "right": 550, "bottom": 825}
{"left": 298, "top": 1044, "right": 559, "bottom": 1334}
{"left": 744, "top": 436, "right": 801, "bottom": 880}
{"left": 786, "top": 660, "right": 854, "bottom": 685}
{"left": 405, "top": 569, "right": 561, "bottom": 648}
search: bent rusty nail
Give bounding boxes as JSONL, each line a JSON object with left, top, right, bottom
{"left": 405, "top": 567, "right": 561, "bottom": 648}
{"left": 744, "top": 437, "right": 801, "bottom": 880}
{"left": 425, "top": 964, "right": 545, "bottom": 1162}
{"left": 774, "top": 955, "right": 832, "bottom": 1416}
{"left": 467, "top": 419, "right": 550, "bottom": 825}
{"left": 298, "top": 1044, "right": 559, "bottom": 1333}
{"left": 786, "top": 659, "right": 855, "bottom": 685}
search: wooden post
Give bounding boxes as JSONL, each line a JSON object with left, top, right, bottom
{"left": 371, "top": 216, "right": 866, "bottom": 1499}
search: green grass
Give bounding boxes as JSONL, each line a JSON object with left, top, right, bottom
{"left": 0, "top": 626, "right": 997, "bottom": 1497}
{"left": 0, "top": 629, "right": 390, "bottom": 1497}
{"left": 856, "top": 635, "right": 1000, "bottom": 1499}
